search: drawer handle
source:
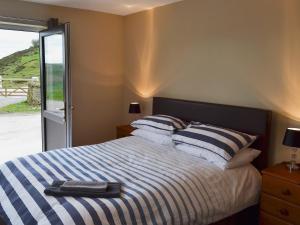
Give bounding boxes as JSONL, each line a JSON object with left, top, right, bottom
{"left": 281, "top": 189, "right": 292, "bottom": 196}
{"left": 279, "top": 208, "right": 289, "bottom": 217}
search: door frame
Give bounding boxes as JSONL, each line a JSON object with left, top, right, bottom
{"left": 39, "top": 23, "right": 72, "bottom": 151}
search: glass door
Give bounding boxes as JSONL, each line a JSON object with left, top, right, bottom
{"left": 40, "top": 23, "right": 71, "bottom": 151}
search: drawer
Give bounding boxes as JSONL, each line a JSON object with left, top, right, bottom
{"left": 116, "top": 131, "right": 132, "bottom": 138}
{"left": 116, "top": 126, "right": 135, "bottom": 139}
{"left": 263, "top": 174, "right": 300, "bottom": 205}
{"left": 261, "top": 193, "right": 300, "bottom": 225}
{"left": 260, "top": 211, "right": 292, "bottom": 225}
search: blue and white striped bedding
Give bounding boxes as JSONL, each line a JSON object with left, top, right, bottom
{"left": 0, "top": 136, "right": 261, "bottom": 225}
{"left": 131, "top": 115, "right": 187, "bottom": 135}
{"left": 172, "top": 124, "right": 257, "bottom": 163}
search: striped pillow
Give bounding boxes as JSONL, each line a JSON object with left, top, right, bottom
{"left": 172, "top": 124, "right": 257, "bottom": 164}
{"left": 131, "top": 114, "right": 187, "bottom": 135}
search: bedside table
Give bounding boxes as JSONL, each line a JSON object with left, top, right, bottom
{"left": 260, "top": 163, "right": 300, "bottom": 225}
{"left": 116, "top": 125, "right": 135, "bottom": 138}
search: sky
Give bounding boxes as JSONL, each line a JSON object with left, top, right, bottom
{"left": 0, "top": 29, "right": 39, "bottom": 59}
{"left": 0, "top": 29, "right": 63, "bottom": 63}
{"left": 45, "top": 34, "right": 64, "bottom": 64}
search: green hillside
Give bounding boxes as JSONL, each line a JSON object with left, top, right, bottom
{"left": 0, "top": 45, "right": 63, "bottom": 101}
{"left": 0, "top": 46, "right": 40, "bottom": 79}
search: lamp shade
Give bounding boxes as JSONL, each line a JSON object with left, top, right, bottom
{"left": 129, "top": 102, "right": 141, "bottom": 114}
{"left": 283, "top": 128, "right": 300, "bottom": 148}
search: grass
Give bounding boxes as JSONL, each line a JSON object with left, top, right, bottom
{"left": 47, "top": 85, "right": 64, "bottom": 101}
{"left": 0, "top": 46, "right": 40, "bottom": 79}
{"left": 0, "top": 45, "right": 64, "bottom": 101}
{"left": 0, "top": 101, "right": 40, "bottom": 113}
{"left": 48, "top": 90, "right": 64, "bottom": 101}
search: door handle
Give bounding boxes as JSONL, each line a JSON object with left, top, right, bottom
{"left": 55, "top": 106, "right": 74, "bottom": 111}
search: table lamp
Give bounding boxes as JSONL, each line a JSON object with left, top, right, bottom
{"left": 283, "top": 128, "right": 300, "bottom": 172}
{"left": 129, "top": 102, "right": 141, "bottom": 122}
{"left": 129, "top": 102, "right": 141, "bottom": 114}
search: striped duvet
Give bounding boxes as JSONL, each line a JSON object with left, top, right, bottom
{"left": 0, "top": 136, "right": 261, "bottom": 225}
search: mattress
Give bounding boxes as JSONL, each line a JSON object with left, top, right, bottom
{"left": 0, "top": 136, "right": 261, "bottom": 225}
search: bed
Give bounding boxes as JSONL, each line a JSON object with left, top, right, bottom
{"left": 0, "top": 97, "right": 272, "bottom": 225}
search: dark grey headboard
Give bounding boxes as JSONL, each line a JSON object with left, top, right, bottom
{"left": 153, "top": 97, "right": 272, "bottom": 171}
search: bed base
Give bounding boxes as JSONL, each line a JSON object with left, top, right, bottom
{"left": 1, "top": 97, "right": 267, "bottom": 225}
{"left": 0, "top": 205, "right": 259, "bottom": 225}
{"left": 210, "top": 205, "right": 259, "bottom": 225}
{"left": 0, "top": 217, "right": 5, "bottom": 225}
{"left": 152, "top": 97, "right": 266, "bottom": 224}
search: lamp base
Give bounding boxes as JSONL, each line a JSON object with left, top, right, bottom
{"left": 286, "top": 162, "right": 299, "bottom": 173}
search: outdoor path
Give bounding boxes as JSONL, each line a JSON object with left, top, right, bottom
{"left": 0, "top": 96, "right": 27, "bottom": 108}
{"left": 0, "top": 113, "right": 42, "bottom": 165}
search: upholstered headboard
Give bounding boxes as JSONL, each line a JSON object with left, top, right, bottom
{"left": 152, "top": 97, "right": 272, "bottom": 171}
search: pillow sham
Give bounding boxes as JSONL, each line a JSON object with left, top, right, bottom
{"left": 175, "top": 144, "right": 261, "bottom": 169}
{"left": 172, "top": 124, "right": 257, "bottom": 164}
{"left": 131, "top": 129, "right": 173, "bottom": 146}
{"left": 191, "top": 123, "right": 257, "bottom": 148}
{"left": 131, "top": 114, "right": 187, "bottom": 135}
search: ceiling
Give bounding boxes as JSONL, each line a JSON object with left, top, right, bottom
{"left": 22, "top": 0, "right": 183, "bottom": 16}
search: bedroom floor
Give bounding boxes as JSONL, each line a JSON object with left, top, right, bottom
{"left": 0, "top": 113, "right": 42, "bottom": 165}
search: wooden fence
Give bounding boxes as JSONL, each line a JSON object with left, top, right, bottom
{"left": 0, "top": 76, "right": 38, "bottom": 97}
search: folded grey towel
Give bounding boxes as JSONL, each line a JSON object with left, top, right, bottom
{"left": 45, "top": 181, "right": 121, "bottom": 198}
{"left": 61, "top": 181, "right": 108, "bottom": 193}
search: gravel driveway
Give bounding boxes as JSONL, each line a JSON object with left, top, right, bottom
{"left": 0, "top": 113, "right": 42, "bottom": 165}
{"left": 0, "top": 96, "right": 27, "bottom": 108}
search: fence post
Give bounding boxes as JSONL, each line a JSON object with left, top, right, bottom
{"left": 28, "top": 76, "right": 41, "bottom": 105}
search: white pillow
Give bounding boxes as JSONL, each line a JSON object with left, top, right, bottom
{"left": 131, "top": 129, "right": 173, "bottom": 146}
{"left": 175, "top": 143, "right": 206, "bottom": 159}
{"left": 226, "top": 148, "right": 261, "bottom": 169}
{"left": 175, "top": 144, "right": 261, "bottom": 170}
{"left": 175, "top": 144, "right": 227, "bottom": 167}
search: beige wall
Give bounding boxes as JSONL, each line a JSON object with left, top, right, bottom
{"left": 0, "top": 0, "right": 124, "bottom": 146}
{"left": 123, "top": 0, "right": 300, "bottom": 164}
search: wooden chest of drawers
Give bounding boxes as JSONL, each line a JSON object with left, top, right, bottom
{"left": 260, "top": 163, "right": 300, "bottom": 225}
{"left": 116, "top": 125, "right": 135, "bottom": 139}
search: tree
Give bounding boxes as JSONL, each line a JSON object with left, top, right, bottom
{"left": 31, "top": 39, "right": 39, "bottom": 48}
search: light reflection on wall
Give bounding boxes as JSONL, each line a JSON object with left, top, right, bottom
{"left": 124, "top": 0, "right": 300, "bottom": 164}
{"left": 281, "top": 0, "right": 300, "bottom": 122}
{"left": 125, "top": 9, "right": 166, "bottom": 99}
{"left": 253, "top": 0, "right": 300, "bottom": 123}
